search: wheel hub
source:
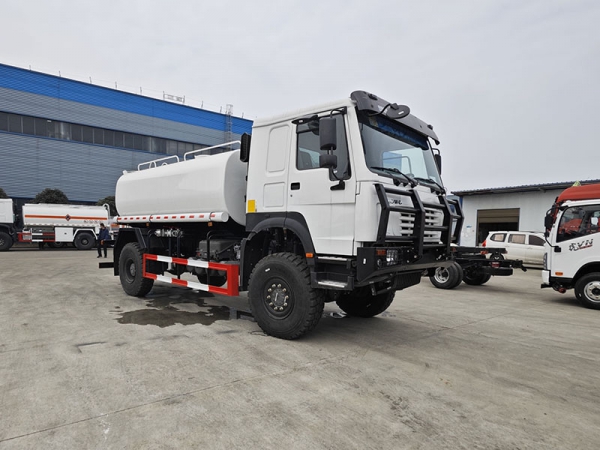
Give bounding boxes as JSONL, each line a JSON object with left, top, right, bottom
{"left": 266, "top": 283, "right": 290, "bottom": 313}
{"left": 128, "top": 261, "right": 136, "bottom": 278}
{"left": 584, "top": 281, "right": 600, "bottom": 303}
{"left": 434, "top": 267, "right": 449, "bottom": 283}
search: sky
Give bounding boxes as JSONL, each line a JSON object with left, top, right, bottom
{"left": 1, "top": 0, "right": 599, "bottom": 193}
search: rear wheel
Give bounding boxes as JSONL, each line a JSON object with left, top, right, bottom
{"left": 74, "top": 232, "right": 95, "bottom": 250}
{"left": 0, "top": 231, "right": 13, "bottom": 251}
{"left": 336, "top": 287, "right": 395, "bottom": 317}
{"left": 248, "top": 252, "right": 325, "bottom": 339}
{"left": 574, "top": 273, "right": 600, "bottom": 309}
{"left": 119, "top": 242, "right": 154, "bottom": 297}
{"left": 429, "top": 262, "right": 463, "bottom": 289}
{"left": 463, "top": 270, "right": 492, "bottom": 285}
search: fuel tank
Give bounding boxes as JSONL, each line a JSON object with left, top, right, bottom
{"left": 22, "top": 204, "right": 109, "bottom": 227}
{"left": 116, "top": 150, "right": 247, "bottom": 226}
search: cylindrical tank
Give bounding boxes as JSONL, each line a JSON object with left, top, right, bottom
{"left": 116, "top": 150, "right": 247, "bottom": 226}
{"left": 22, "top": 204, "right": 109, "bottom": 227}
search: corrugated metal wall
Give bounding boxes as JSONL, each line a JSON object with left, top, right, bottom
{"left": 0, "top": 133, "right": 162, "bottom": 202}
{"left": 0, "top": 63, "right": 253, "bottom": 203}
{"left": 0, "top": 87, "right": 237, "bottom": 146}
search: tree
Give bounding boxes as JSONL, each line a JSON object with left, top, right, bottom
{"left": 33, "top": 188, "right": 69, "bottom": 204}
{"left": 97, "top": 196, "right": 118, "bottom": 216}
{"left": 0, "top": 188, "right": 8, "bottom": 199}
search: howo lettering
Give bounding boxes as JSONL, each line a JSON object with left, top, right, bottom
{"left": 107, "top": 91, "right": 462, "bottom": 339}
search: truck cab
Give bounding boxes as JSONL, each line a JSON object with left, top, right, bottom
{"left": 0, "top": 198, "right": 16, "bottom": 250}
{"left": 243, "top": 91, "right": 457, "bottom": 290}
{"left": 542, "top": 184, "right": 600, "bottom": 309}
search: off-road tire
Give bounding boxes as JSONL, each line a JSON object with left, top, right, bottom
{"left": 336, "top": 286, "right": 396, "bottom": 318}
{"left": 429, "top": 263, "right": 463, "bottom": 289}
{"left": 74, "top": 232, "right": 95, "bottom": 250}
{"left": 0, "top": 231, "right": 13, "bottom": 251}
{"left": 248, "top": 252, "right": 325, "bottom": 339}
{"left": 462, "top": 270, "right": 492, "bottom": 285}
{"left": 574, "top": 273, "right": 600, "bottom": 310}
{"left": 119, "top": 242, "right": 154, "bottom": 297}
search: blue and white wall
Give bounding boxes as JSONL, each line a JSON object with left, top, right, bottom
{"left": 0, "top": 63, "right": 252, "bottom": 203}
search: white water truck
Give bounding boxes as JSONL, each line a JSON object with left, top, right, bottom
{"left": 107, "top": 91, "right": 462, "bottom": 339}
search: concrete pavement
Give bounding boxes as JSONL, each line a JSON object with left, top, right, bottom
{"left": 1, "top": 248, "right": 599, "bottom": 449}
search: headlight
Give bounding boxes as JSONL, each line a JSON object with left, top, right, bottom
{"left": 386, "top": 249, "right": 399, "bottom": 266}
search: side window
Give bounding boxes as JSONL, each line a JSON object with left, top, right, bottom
{"left": 508, "top": 234, "right": 526, "bottom": 244}
{"left": 296, "top": 114, "right": 350, "bottom": 181}
{"left": 529, "top": 235, "right": 545, "bottom": 246}
{"left": 490, "top": 233, "right": 506, "bottom": 242}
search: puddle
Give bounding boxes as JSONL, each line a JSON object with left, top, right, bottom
{"left": 116, "top": 293, "right": 254, "bottom": 328}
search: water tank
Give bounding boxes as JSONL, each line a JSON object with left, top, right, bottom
{"left": 116, "top": 150, "right": 247, "bottom": 226}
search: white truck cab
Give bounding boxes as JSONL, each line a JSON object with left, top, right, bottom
{"left": 542, "top": 184, "right": 600, "bottom": 309}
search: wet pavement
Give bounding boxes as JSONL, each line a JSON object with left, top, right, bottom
{"left": 1, "top": 249, "right": 600, "bottom": 449}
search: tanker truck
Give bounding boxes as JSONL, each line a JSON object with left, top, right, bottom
{"left": 0, "top": 199, "right": 110, "bottom": 251}
{"left": 542, "top": 183, "right": 600, "bottom": 309}
{"left": 109, "top": 90, "right": 462, "bottom": 339}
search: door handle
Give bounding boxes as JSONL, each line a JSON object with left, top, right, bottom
{"left": 291, "top": 182, "right": 300, "bottom": 190}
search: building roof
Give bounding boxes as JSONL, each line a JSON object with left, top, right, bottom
{"left": 452, "top": 179, "right": 600, "bottom": 197}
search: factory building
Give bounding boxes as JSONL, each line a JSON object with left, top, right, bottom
{"left": 0, "top": 63, "right": 252, "bottom": 205}
{"left": 454, "top": 180, "right": 600, "bottom": 246}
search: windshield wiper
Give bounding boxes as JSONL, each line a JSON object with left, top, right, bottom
{"left": 370, "top": 166, "right": 418, "bottom": 187}
{"left": 414, "top": 176, "right": 446, "bottom": 194}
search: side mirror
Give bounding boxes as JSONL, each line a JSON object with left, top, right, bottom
{"left": 240, "top": 133, "right": 251, "bottom": 163}
{"left": 544, "top": 214, "right": 554, "bottom": 231}
{"left": 433, "top": 150, "right": 442, "bottom": 175}
{"left": 320, "top": 117, "right": 337, "bottom": 151}
{"left": 319, "top": 154, "right": 337, "bottom": 169}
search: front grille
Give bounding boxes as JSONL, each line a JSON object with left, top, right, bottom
{"left": 387, "top": 208, "right": 444, "bottom": 243}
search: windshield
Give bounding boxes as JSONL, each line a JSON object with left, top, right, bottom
{"left": 358, "top": 111, "right": 442, "bottom": 186}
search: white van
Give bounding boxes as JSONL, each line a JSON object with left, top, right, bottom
{"left": 483, "top": 231, "right": 545, "bottom": 268}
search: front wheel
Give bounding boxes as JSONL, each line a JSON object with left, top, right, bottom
{"left": 336, "top": 287, "right": 395, "bottom": 318}
{"left": 0, "top": 231, "right": 13, "bottom": 251}
{"left": 119, "top": 242, "right": 154, "bottom": 297}
{"left": 429, "top": 262, "right": 463, "bottom": 289}
{"left": 574, "top": 273, "right": 600, "bottom": 309}
{"left": 248, "top": 253, "right": 325, "bottom": 339}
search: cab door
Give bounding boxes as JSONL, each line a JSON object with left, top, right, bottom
{"left": 287, "top": 114, "right": 356, "bottom": 256}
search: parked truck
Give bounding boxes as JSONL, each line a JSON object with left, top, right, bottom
{"left": 542, "top": 183, "right": 600, "bottom": 309}
{"left": 429, "top": 245, "right": 525, "bottom": 290}
{"left": 0, "top": 199, "right": 110, "bottom": 251}
{"left": 107, "top": 90, "right": 462, "bottom": 339}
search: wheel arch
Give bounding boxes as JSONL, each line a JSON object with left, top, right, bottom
{"left": 574, "top": 262, "right": 600, "bottom": 284}
{"left": 240, "top": 214, "right": 315, "bottom": 291}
